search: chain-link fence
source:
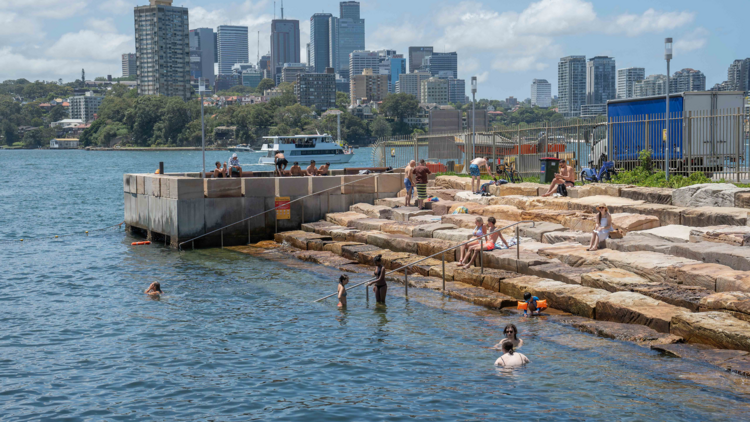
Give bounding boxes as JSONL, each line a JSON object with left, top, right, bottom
{"left": 372, "top": 109, "right": 748, "bottom": 181}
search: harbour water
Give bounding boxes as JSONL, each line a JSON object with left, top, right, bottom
{"left": 2, "top": 149, "right": 750, "bottom": 420}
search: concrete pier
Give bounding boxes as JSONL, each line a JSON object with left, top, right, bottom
{"left": 123, "top": 172, "right": 405, "bottom": 248}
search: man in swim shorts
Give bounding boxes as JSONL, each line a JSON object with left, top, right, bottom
{"left": 404, "top": 160, "right": 416, "bottom": 207}
{"left": 228, "top": 153, "right": 242, "bottom": 178}
{"left": 274, "top": 151, "right": 288, "bottom": 176}
{"left": 469, "top": 156, "right": 494, "bottom": 194}
{"left": 413, "top": 159, "right": 431, "bottom": 210}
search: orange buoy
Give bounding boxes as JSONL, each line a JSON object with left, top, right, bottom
{"left": 131, "top": 241, "right": 152, "bottom": 246}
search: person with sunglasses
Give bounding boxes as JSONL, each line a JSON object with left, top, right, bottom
{"left": 494, "top": 324, "right": 523, "bottom": 349}
{"left": 588, "top": 204, "right": 612, "bottom": 251}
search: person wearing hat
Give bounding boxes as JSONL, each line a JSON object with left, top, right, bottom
{"left": 228, "top": 153, "right": 242, "bottom": 178}
{"left": 588, "top": 204, "right": 613, "bottom": 251}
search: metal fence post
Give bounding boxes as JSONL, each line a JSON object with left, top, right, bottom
{"left": 645, "top": 115, "right": 650, "bottom": 153}
{"left": 686, "top": 111, "right": 692, "bottom": 174}
{"left": 576, "top": 122, "right": 580, "bottom": 173}
{"left": 516, "top": 125, "right": 521, "bottom": 177}
{"left": 442, "top": 253, "right": 446, "bottom": 291}
{"left": 404, "top": 267, "right": 408, "bottom": 296}
{"left": 366, "top": 282, "right": 369, "bottom": 302}
{"left": 480, "top": 238, "right": 484, "bottom": 274}
{"left": 414, "top": 134, "right": 418, "bottom": 163}
{"left": 492, "top": 132, "right": 497, "bottom": 173}
{"left": 738, "top": 108, "right": 743, "bottom": 183}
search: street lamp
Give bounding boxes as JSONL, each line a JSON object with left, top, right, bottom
{"left": 471, "top": 75, "right": 477, "bottom": 164}
{"left": 665, "top": 38, "right": 672, "bottom": 181}
{"left": 200, "top": 78, "right": 207, "bottom": 179}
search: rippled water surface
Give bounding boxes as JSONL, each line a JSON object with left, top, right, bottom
{"left": 2, "top": 150, "right": 750, "bottom": 421}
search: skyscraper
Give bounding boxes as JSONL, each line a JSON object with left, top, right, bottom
{"left": 189, "top": 28, "right": 216, "bottom": 87}
{"left": 340, "top": 1, "right": 360, "bottom": 19}
{"left": 310, "top": 13, "right": 333, "bottom": 73}
{"left": 350, "top": 69, "right": 388, "bottom": 105}
{"left": 334, "top": 1, "right": 364, "bottom": 79}
{"left": 531, "top": 79, "right": 551, "bottom": 107}
{"left": 295, "top": 68, "right": 336, "bottom": 111}
{"left": 447, "top": 78, "right": 466, "bottom": 104}
{"left": 409, "top": 46, "right": 433, "bottom": 73}
{"left": 617, "top": 67, "right": 645, "bottom": 99}
{"left": 669, "top": 68, "right": 706, "bottom": 93}
{"left": 423, "top": 52, "right": 458, "bottom": 79}
{"left": 349, "top": 51, "right": 380, "bottom": 80}
{"left": 270, "top": 19, "right": 301, "bottom": 82}
{"left": 586, "top": 56, "right": 616, "bottom": 106}
{"left": 634, "top": 74, "right": 667, "bottom": 98}
{"left": 217, "top": 25, "right": 249, "bottom": 75}
{"left": 134, "top": 0, "right": 191, "bottom": 100}
{"left": 122, "top": 53, "right": 136, "bottom": 78}
{"left": 728, "top": 59, "right": 750, "bottom": 92}
{"left": 558, "top": 56, "right": 586, "bottom": 118}
{"left": 396, "top": 71, "right": 431, "bottom": 100}
{"left": 420, "top": 77, "right": 449, "bottom": 105}
{"left": 389, "top": 56, "right": 407, "bottom": 93}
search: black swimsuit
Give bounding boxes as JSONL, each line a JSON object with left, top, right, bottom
{"left": 275, "top": 157, "right": 288, "bottom": 168}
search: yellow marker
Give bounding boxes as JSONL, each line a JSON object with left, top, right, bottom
{"left": 55, "top": 235, "right": 59, "bottom": 238}
{"left": 85, "top": 231, "right": 89, "bottom": 235}
{"left": 20, "top": 239, "right": 23, "bottom": 242}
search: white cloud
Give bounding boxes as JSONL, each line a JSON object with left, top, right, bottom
{"left": 476, "top": 71, "right": 489, "bottom": 84}
{"left": 190, "top": 1, "right": 275, "bottom": 59}
{"left": 492, "top": 57, "right": 549, "bottom": 72}
{"left": 0, "top": 12, "right": 42, "bottom": 45}
{"left": 674, "top": 27, "right": 709, "bottom": 53}
{"left": 46, "top": 30, "right": 132, "bottom": 61}
{"left": 516, "top": 0, "right": 597, "bottom": 35}
{"left": 606, "top": 8, "right": 695, "bottom": 36}
{"left": 0, "top": 0, "right": 88, "bottom": 19}
{"left": 86, "top": 18, "right": 117, "bottom": 33}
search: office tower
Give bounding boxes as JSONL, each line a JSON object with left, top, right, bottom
{"left": 531, "top": 79, "right": 552, "bottom": 107}
{"left": 310, "top": 13, "right": 333, "bottom": 73}
{"left": 240, "top": 67, "right": 263, "bottom": 88}
{"left": 586, "top": 56, "right": 616, "bottom": 106}
{"left": 617, "top": 67, "right": 645, "bottom": 99}
{"left": 558, "top": 55, "right": 586, "bottom": 118}
{"left": 447, "top": 78, "right": 465, "bottom": 104}
{"left": 122, "top": 53, "right": 136, "bottom": 78}
{"left": 728, "top": 59, "right": 750, "bottom": 92}
{"left": 396, "top": 71, "right": 431, "bottom": 100}
{"left": 334, "top": 2, "right": 364, "bottom": 79}
{"left": 281, "top": 63, "right": 307, "bottom": 84}
{"left": 389, "top": 56, "right": 407, "bottom": 93}
{"left": 189, "top": 28, "right": 216, "bottom": 87}
{"left": 634, "top": 74, "right": 667, "bottom": 98}
{"left": 134, "top": 0, "right": 191, "bottom": 100}
{"left": 423, "top": 52, "right": 458, "bottom": 79}
{"left": 189, "top": 49, "right": 202, "bottom": 84}
{"left": 349, "top": 51, "right": 380, "bottom": 80}
{"left": 350, "top": 69, "right": 388, "bottom": 105}
{"left": 270, "top": 18, "right": 301, "bottom": 81}
{"left": 669, "top": 68, "right": 706, "bottom": 93}
{"left": 217, "top": 25, "right": 249, "bottom": 75}
{"left": 420, "top": 77, "right": 449, "bottom": 105}
{"left": 69, "top": 92, "right": 104, "bottom": 123}
{"left": 340, "top": 1, "right": 360, "bottom": 19}
{"left": 296, "top": 68, "right": 337, "bottom": 111}
{"left": 409, "top": 46, "right": 433, "bottom": 73}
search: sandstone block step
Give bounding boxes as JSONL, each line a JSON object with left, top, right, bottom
{"left": 432, "top": 189, "right": 464, "bottom": 201}
{"left": 667, "top": 263, "right": 750, "bottom": 292}
{"left": 606, "top": 234, "right": 674, "bottom": 254}
{"left": 595, "top": 291, "right": 691, "bottom": 334}
{"left": 435, "top": 175, "right": 473, "bottom": 190}
{"left": 622, "top": 203, "right": 683, "bottom": 226}
{"left": 291, "top": 250, "right": 357, "bottom": 269}
{"left": 322, "top": 241, "right": 363, "bottom": 256}
{"left": 274, "top": 231, "right": 333, "bottom": 250}
{"left": 691, "top": 226, "right": 750, "bottom": 246}
{"left": 428, "top": 262, "right": 464, "bottom": 281}
{"left": 500, "top": 276, "right": 610, "bottom": 318}
{"left": 536, "top": 245, "right": 614, "bottom": 268}
{"left": 651, "top": 343, "right": 750, "bottom": 376}
{"left": 567, "top": 318, "right": 682, "bottom": 345}
{"left": 391, "top": 207, "right": 434, "bottom": 222}
{"left": 308, "top": 238, "right": 336, "bottom": 251}
{"left": 568, "top": 183, "right": 627, "bottom": 199}
{"left": 639, "top": 225, "right": 693, "bottom": 243}
{"left": 673, "top": 183, "right": 750, "bottom": 208}
{"left": 520, "top": 222, "right": 568, "bottom": 242}
{"left": 330, "top": 228, "right": 359, "bottom": 241}
{"left": 448, "top": 202, "right": 488, "bottom": 215}
{"left": 357, "top": 249, "right": 407, "bottom": 267}
{"left": 454, "top": 191, "right": 494, "bottom": 205}
{"left": 381, "top": 220, "right": 433, "bottom": 237}
{"left": 340, "top": 244, "right": 383, "bottom": 262}
{"left": 620, "top": 187, "right": 673, "bottom": 205}
{"left": 483, "top": 250, "right": 556, "bottom": 273}
{"left": 671, "top": 312, "right": 750, "bottom": 351}
{"left": 681, "top": 206, "right": 750, "bottom": 227}
{"left": 326, "top": 211, "right": 368, "bottom": 226}
{"left": 350, "top": 203, "right": 394, "bottom": 219}
{"left": 599, "top": 251, "right": 700, "bottom": 284}
{"left": 442, "top": 282, "right": 518, "bottom": 309}
{"left": 301, "top": 221, "right": 335, "bottom": 233}
{"left": 453, "top": 267, "right": 519, "bottom": 292}
{"left": 417, "top": 238, "right": 459, "bottom": 262}
{"left": 412, "top": 222, "right": 457, "bottom": 238}
{"left": 392, "top": 255, "right": 443, "bottom": 277}
{"left": 374, "top": 197, "right": 407, "bottom": 208}
{"left": 348, "top": 218, "right": 392, "bottom": 232}
{"left": 669, "top": 242, "right": 750, "bottom": 272}
{"left": 488, "top": 183, "right": 547, "bottom": 197}
{"left": 475, "top": 205, "right": 524, "bottom": 222}
{"left": 700, "top": 292, "right": 750, "bottom": 323}
{"left": 521, "top": 209, "right": 579, "bottom": 224}
{"left": 366, "top": 232, "right": 430, "bottom": 254}
{"left": 433, "top": 228, "right": 476, "bottom": 242}
{"left": 525, "top": 262, "right": 597, "bottom": 285}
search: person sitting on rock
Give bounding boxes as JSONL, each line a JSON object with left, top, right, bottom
{"left": 318, "top": 162, "right": 330, "bottom": 176}
{"left": 461, "top": 217, "right": 507, "bottom": 269}
{"left": 522, "top": 292, "right": 546, "bottom": 317}
{"left": 228, "top": 153, "right": 242, "bottom": 178}
{"left": 213, "top": 161, "right": 226, "bottom": 178}
{"left": 494, "top": 324, "right": 523, "bottom": 350}
{"left": 306, "top": 160, "right": 319, "bottom": 176}
{"left": 458, "top": 217, "right": 486, "bottom": 265}
{"left": 495, "top": 340, "right": 530, "bottom": 368}
{"left": 588, "top": 204, "right": 612, "bottom": 251}
{"left": 541, "top": 159, "right": 575, "bottom": 197}
{"left": 290, "top": 162, "right": 304, "bottom": 176}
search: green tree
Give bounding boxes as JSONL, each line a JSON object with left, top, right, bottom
{"left": 1, "top": 121, "right": 18, "bottom": 145}
{"left": 256, "top": 78, "right": 275, "bottom": 93}
{"left": 274, "top": 104, "right": 312, "bottom": 131}
{"left": 48, "top": 105, "right": 67, "bottom": 123}
{"left": 314, "top": 112, "right": 369, "bottom": 144}
{"left": 161, "top": 97, "right": 190, "bottom": 144}
{"left": 336, "top": 91, "right": 350, "bottom": 110}
{"left": 381, "top": 93, "right": 419, "bottom": 121}
{"left": 131, "top": 96, "right": 167, "bottom": 145}
{"left": 369, "top": 116, "right": 392, "bottom": 138}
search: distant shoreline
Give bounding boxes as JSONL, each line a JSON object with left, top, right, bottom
{"left": 85, "top": 147, "right": 228, "bottom": 151}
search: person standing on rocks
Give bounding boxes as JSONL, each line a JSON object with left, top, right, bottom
{"left": 404, "top": 160, "right": 416, "bottom": 207}
{"left": 588, "top": 204, "right": 612, "bottom": 251}
{"left": 414, "top": 159, "right": 431, "bottom": 210}
{"left": 369, "top": 255, "right": 388, "bottom": 304}
{"left": 469, "top": 156, "right": 494, "bottom": 194}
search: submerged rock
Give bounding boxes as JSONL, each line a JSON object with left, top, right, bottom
{"left": 671, "top": 312, "right": 750, "bottom": 352}
{"left": 566, "top": 318, "right": 682, "bottom": 345}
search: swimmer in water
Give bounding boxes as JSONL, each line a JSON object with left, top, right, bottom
{"left": 494, "top": 323, "right": 523, "bottom": 349}
{"left": 494, "top": 341, "right": 530, "bottom": 368}
{"left": 337, "top": 275, "right": 349, "bottom": 308}
{"left": 144, "top": 282, "right": 163, "bottom": 295}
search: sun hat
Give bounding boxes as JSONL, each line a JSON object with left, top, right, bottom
{"left": 232, "top": 153, "right": 238, "bottom": 158}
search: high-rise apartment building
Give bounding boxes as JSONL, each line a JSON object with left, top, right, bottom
{"left": 586, "top": 56, "right": 616, "bottom": 106}
{"left": 634, "top": 74, "right": 667, "bottom": 98}
{"left": 310, "top": 13, "right": 333, "bottom": 73}
{"left": 69, "top": 92, "right": 104, "bottom": 123}
{"left": 281, "top": 63, "right": 308, "bottom": 84}
{"left": 531, "top": 79, "right": 551, "bottom": 108}
{"left": 558, "top": 55, "right": 586, "bottom": 118}
{"left": 396, "top": 71, "right": 431, "bottom": 100}
{"left": 408, "top": 46, "right": 433, "bottom": 73}
{"left": 122, "top": 53, "right": 136, "bottom": 78}
{"left": 617, "top": 67, "right": 645, "bottom": 99}
{"left": 295, "top": 68, "right": 337, "bottom": 111}
{"left": 447, "top": 78, "right": 466, "bottom": 104}
{"left": 134, "top": 0, "right": 191, "bottom": 100}
{"left": 270, "top": 19, "right": 301, "bottom": 81}
{"left": 728, "top": 59, "right": 750, "bottom": 92}
{"left": 349, "top": 51, "right": 380, "bottom": 81}
{"left": 669, "top": 68, "right": 706, "bottom": 93}
{"left": 217, "top": 25, "right": 249, "bottom": 75}
{"left": 423, "top": 52, "right": 458, "bottom": 79}
{"left": 350, "top": 69, "right": 388, "bottom": 105}
{"left": 420, "top": 77, "right": 449, "bottom": 105}
{"left": 189, "top": 28, "right": 216, "bottom": 87}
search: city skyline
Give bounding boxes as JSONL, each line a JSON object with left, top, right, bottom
{"left": 0, "top": 0, "right": 747, "bottom": 100}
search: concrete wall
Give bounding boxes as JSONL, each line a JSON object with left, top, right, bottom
{"left": 124, "top": 173, "right": 403, "bottom": 248}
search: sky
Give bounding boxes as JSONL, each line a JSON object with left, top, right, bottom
{"left": 0, "top": 0, "right": 747, "bottom": 100}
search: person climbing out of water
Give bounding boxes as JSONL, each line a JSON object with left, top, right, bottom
{"left": 144, "top": 282, "right": 163, "bottom": 296}
{"left": 337, "top": 275, "right": 349, "bottom": 308}
{"left": 494, "top": 324, "right": 523, "bottom": 349}
{"left": 494, "top": 340, "right": 530, "bottom": 368}
{"left": 274, "top": 151, "right": 288, "bottom": 176}
{"left": 369, "top": 255, "right": 387, "bottom": 304}
{"left": 521, "top": 292, "right": 547, "bottom": 317}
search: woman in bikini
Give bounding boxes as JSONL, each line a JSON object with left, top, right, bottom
{"left": 461, "top": 217, "right": 508, "bottom": 268}
{"left": 371, "top": 255, "right": 387, "bottom": 304}
{"left": 337, "top": 275, "right": 349, "bottom": 308}
{"left": 458, "top": 217, "right": 486, "bottom": 264}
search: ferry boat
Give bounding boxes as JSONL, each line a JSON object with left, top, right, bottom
{"left": 258, "top": 134, "right": 354, "bottom": 165}
{"left": 228, "top": 144, "right": 255, "bottom": 152}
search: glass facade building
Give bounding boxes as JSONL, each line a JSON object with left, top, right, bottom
{"left": 217, "top": 25, "right": 249, "bottom": 75}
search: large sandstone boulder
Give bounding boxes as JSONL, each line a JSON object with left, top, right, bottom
{"left": 620, "top": 203, "right": 684, "bottom": 226}
{"left": 520, "top": 222, "right": 568, "bottom": 242}
{"left": 606, "top": 234, "right": 674, "bottom": 253}
{"left": 323, "top": 241, "right": 362, "bottom": 256}
{"left": 330, "top": 228, "right": 358, "bottom": 241}
{"left": 381, "top": 221, "right": 432, "bottom": 237}
{"left": 611, "top": 213, "right": 660, "bottom": 233}
{"left": 700, "top": 292, "right": 750, "bottom": 322}
{"left": 595, "top": 291, "right": 690, "bottom": 333}
{"left": 430, "top": 200, "right": 463, "bottom": 216}
{"left": 599, "top": 251, "right": 700, "bottom": 283}
{"left": 340, "top": 244, "right": 383, "bottom": 261}
{"left": 453, "top": 268, "right": 518, "bottom": 291}
{"left": 374, "top": 197, "right": 407, "bottom": 208}
{"left": 391, "top": 255, "right": 442, "bottom": 276}
{"left": 489, "top": 183, "right": 547, "bottom": 197}
{"left": 301, "top": 221, "right": 335, "bottom": 233}
{"left": 673, "top": 183, "right": 750, "bottom": 208}
{"left": 569, "top": 184, "right": 626, "bottom": 199}
{"left": 433, "top": 228, "right": 476, "bottom": 242}
{"left": 536, "top": 245, "right": 614, "bottom": 268}
{"left": 568, "top": 195, "right": 644, "bottom": 213}
{"left": 639, "top": 225, "right": 693, "bottom": 243}
{"left": 442, "top": 283, "right": 518, "bottom": 309}
{"left": 668, "top": 242, "right": 750, "bottom": 272}
{"left": 431, "top": 189, "right": 463, "bottom": 201}
{"left": 349, "top": 203, "right": 394, "bottom": 219}
{"left": 681, "top": 206, "right": 750, "bottom": 227}
{"left": 412, "top": 223, "right": 458, "bottom": 238}
{"left": 671, "top": 312, "right": 750, "bottom": 351}
{"left": 428, "top": 261, "right": 464, "bottom": 280}
{"left": 441, "top": 214, "right": 484, "bottom": 229}
{"left": 582, "top": 268, "right": 658, "bottom": 292}
{"left": 561, "top": 213, "right": 598, "bottom": 232}
{"left": 542, "top": 231, "right": 584, "bottom": 244}
{"left": 525, "top": 262, "right": 597, "bottom": 285}
{"left": 348, "top": 218, "right": 392, "bottom": 231}
{"left": 417, "top": 238, "right": 459, "bottom": 262}
{"left": 391, "top": 207, "right": 434, "bottom": 222}
{"left": 570, "top": 319, "right": 682, "bottom": 345}
{"left": 692, "top": 226, "right": 750, "bottom": 246}
{"left": 620, "top": 187, "right": 674, "bottom": 205}
{"left": 435, "top": 175, "right": 473, "bottom": 191}
{"left": 500, "top": 276, "right": 611, "bottom": 318}
{"left": 326, "top": 211, "right": 368, "bottom": 226}
{"left": 483, "top": 250, "right": 556, "bottom": 273}
{"left": 366, "top": 232, "right": 429, "bottom": 254}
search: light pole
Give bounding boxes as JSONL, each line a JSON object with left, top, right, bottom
{"left": 471, "top": 75, "right": 477, "bottom": 164}
{"left": 665, "top": 38, "right": 672, "bottom": 181}
{"left": 200, "top": 78, "right": 206, "bottom": 179}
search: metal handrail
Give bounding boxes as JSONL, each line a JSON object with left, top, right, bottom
{"left": 177, "top": 169, "right": 397, "bottom": 250}
{"left": 313, "top": 220, "right": 536, "bottom": 303}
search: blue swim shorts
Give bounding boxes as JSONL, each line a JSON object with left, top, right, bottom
{"left": 469, "top": 164, "right": 480, "bottom": 177}
{"left": 404, "top": 178, "right": 414, "bottom": 193}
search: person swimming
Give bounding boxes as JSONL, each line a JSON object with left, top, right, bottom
{"left": 494, "top": 323, "right": 523, "bottom": 349}
{"left": 522, "top": 292, "right": 547, "bottom": 317}
{"left": 494, "top": 341, "right": 530, "bottom": 368}
{"left": 144, "top": 282, "right": 163, "bottom": 295}
{"left": 337, "top": 275, "right": 349, "bottom": 308}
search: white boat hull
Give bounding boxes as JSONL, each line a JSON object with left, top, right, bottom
{"left": 258, "top": 153, "right": 354, "bottom": 165}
